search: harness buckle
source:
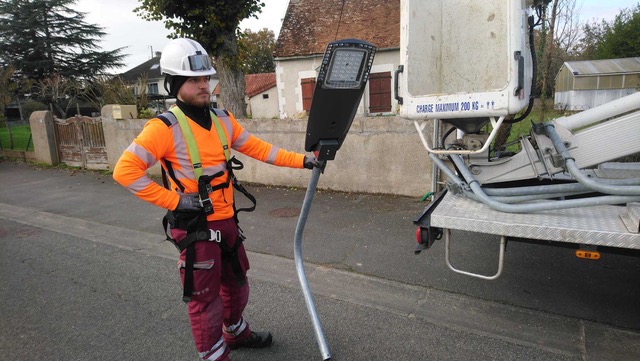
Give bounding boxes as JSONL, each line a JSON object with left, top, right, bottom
{"left": 200, "top": 197, "right": 214, "bottom": 215}
{"left": 209, "top": 229, "right": 222, "bottom": 242}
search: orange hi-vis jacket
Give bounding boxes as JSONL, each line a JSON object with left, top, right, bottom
{"left": 113, "top": 108, "right": 305, "bottom": 221}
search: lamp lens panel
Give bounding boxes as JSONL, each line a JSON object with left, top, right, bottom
{"left": 325, "top": 48, "right": 367, "bottom": 89}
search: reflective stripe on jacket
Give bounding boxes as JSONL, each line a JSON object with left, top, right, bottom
{"left": 113, "top": 108, "right": 305, "bottom": 221}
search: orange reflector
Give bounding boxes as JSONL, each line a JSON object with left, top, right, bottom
{"left": 576, "top": 250, "right": 600, "bottom": 260}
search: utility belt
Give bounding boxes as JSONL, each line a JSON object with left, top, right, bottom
{"left": 161, "top": 157, "right": 256, "bottom": 303}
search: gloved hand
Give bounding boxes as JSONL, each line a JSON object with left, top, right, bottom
{"left": 304, "top": 155, "right": 319, "bottom": 169}
{"left": 174, "top": 193, "right": 202, "bottom": 212}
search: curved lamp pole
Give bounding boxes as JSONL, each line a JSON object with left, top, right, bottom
{"left": 293, "top": 39, "right": 377, "bottom": 360}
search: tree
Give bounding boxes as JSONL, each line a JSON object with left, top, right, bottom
{"left": 36, "top": 72, "right": 81, "bottom": 116}
{"left": 540, "top": 0, "right": 559, "bottom": 118}
{"left": 553, "top": 0, "right": 582, "bottom": 57}
{"left": 83, "top": 75, "right": 137, "bottom": 111}
{"left": 533, "top": 0, "right": 583, "bottom": 113}
{"left": 238, "top": 28, "right": 276, "bottom": 74}
{"left": 0, "top": 0, "right": 126, "bottom": 117}
{"left": 0, "top": 0, "right": 126, "bottom": 81}
{"left": 135, "top": 0, "right": 264, "bottom": 117}
{"left": 578, "top": 19, "right": 607, "bottom": 60}
{"left": 584, "top": 4, "right": 640, "bottom": 59}
{"left": 0, "top": 66, "right": 18, "bottom": 118}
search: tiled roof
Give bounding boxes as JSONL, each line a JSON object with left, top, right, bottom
{"left": 274, "top": 0, "right": 400, "bottom": 58}
{"left": 213, "top": 73, "right": 276, "bottom": 98}
{"left": 244, "top": 73, "right": 277, "bottom": 97}
{"left": 119, "top": 55, "right": 163, "bottom": 82}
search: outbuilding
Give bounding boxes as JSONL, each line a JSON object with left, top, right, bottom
{"left": 554, "top": 57, "right": 640, "bottom": 111}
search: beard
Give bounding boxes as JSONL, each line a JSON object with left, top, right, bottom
{"left": 180, "top": 91, "right": 211, "bottom": 108}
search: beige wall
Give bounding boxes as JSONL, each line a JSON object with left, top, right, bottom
{"left": 275, "top": 49, "right": 401, "bottom": 119}
{"left": 99, "top": 103, "right": 433, "bottom": 197}
{"left": 233, "top": 116, "right": 432, "bottom": 197}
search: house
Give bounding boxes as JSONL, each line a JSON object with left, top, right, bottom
{"left": 244, "top": 73, "right": 278, "bottom": 119}
{"left": 213, "top": 73, "right": 279, "bottom": 118}
{"left": 119, "top": 52, "right": 220, "bottom": 111}
{"left": 554, "top": 57, "right": 640, "bottom": 111}
{"left": 274, "top": 0, "right": 400, "bottom": 119}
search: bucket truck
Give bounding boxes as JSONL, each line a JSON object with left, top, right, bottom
{"left": 396, "top": 0, "right": 640, "bottom": 279}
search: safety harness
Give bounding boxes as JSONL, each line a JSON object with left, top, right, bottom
{"left": 159, "top": 107, "right": 256, "bottom": 303}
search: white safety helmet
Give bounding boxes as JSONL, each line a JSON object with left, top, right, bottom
{"left": 160, "top": 38, "right": 215, "bottom": 77}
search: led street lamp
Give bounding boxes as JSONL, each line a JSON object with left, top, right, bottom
{"left": 305, "top": 39, "right": 377, "bottom": 161}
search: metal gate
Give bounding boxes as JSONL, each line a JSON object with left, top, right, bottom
{"left": 54, "top": 115, "right": 108, "bottom": 170}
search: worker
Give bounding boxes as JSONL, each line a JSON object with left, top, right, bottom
{"left": 113, "top": 38, "right": 318, "bottom": 361}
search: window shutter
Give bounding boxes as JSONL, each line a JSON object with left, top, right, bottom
{"left": 301, "top": 78, "right": 316, "bottom": 112}
{"left": 369, "top": 72, "right": 392, "bottom": 113}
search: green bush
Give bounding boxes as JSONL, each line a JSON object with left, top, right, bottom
{"left": 137, "top": 107, "right": 156, "bottom": 119}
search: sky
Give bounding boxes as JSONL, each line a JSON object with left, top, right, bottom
{"left": 75, "top": 0, "right": 638, "bottom": 73}
{"left": 75, "top": 0, "right": 289, "bottom": 72}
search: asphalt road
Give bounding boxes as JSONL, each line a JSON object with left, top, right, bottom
{"left": 1, "top": 160, "right": 639, "bottom": 360}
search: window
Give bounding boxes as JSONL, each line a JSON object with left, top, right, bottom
{"left": 368, "top": 72, "right": 392, "bottom": 113}
{"left": 301, "top": 77, "right": 316, "bottom": 112}
{"left": 624, "top": 74, "right": 640, "bottom": 88}
{"left": 262, "top": 94, "right": 269, "bottom": 99}
{"left": 574, "top": 77, "right": 597, "bottom": 90}
{"left": 147, "top": 83, "right": 159, "bottom": 95}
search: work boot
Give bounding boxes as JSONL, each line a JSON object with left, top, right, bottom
{"left": 228, "top": 331, "right": 273, "bottom": 350}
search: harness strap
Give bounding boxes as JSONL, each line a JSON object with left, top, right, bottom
{"left": 179, "top": 214, "right": 209, "bottom": 302}
{"left": 158, "top": 108, "right": 232, "bottom": 193}
{"left": 183, "top": 242, "right": 196, "bottom": 302}
{"left": 232, "top": 178, "right": 256, "bottom": 221}
{"left": 224, "top": 233, "right": 247, "bottom": 286}
{"left": 197, "top": 171, "right": 226, "bottom": 215}
{"left": 211, "top": 111, "right": 231, "bottom": 161}
{"left": 170, "top": 106, "right": 205, "bottom": 179}
{"left": 161, "top": 160, "right": 182, "bottom": 192}
{"left": 176, "top": 214, "right": 246, "bottom": 302}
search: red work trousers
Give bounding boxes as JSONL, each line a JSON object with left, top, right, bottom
{"left": 171, "top": 217, "right": 252, "bottom": 361}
